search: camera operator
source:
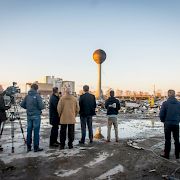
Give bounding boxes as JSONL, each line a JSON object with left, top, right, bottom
{"left": 0, "top": 85, "right": 10, "bottom": 151}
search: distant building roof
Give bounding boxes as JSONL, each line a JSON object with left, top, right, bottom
{"left": 36, "top": 83, "right": 53, "bottom": 91}
{"left": 26, "top": 82, "right": 53, "bottom": 92}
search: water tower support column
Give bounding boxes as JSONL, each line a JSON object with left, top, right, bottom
{"left": 97, "top": 63, "right": 101, "bottom": 99}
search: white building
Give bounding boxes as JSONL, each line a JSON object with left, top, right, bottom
{"left": 38, "top": 76, "right": 75, "bottom": 95}
{"left": 39, "top": 76, "right": 63, "bottom": 90}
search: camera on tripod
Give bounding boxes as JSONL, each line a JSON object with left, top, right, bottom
{"left": 0, "top": 82, "right": 26, "bottom": 153}
{"left": 5, "top": 82, "right": 21, "bottom": 105}
{"left": 4, "top": 82, "right": 21, "bottom": 121}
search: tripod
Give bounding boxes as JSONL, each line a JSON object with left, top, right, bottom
{"left": 0, "top": 101, "right": 26, "bottom": 153}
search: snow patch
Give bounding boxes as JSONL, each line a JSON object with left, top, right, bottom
{"left": 56, "top": 148, "right": 82, "bottom": 158}
{"left": 96, "top": 164, "right": 124, "bottom": 179}
{"left": 85, "top": 152, "right": 111, "bottom": 167}
{"left": 101, "top": 119, "right": 163, "bottom": 139}
{"left": 0, "top": 147, "right": 82, "bottom": 164}
{"left": 54, "top": 168, "right": 82, "bottom": 177}
{"left": 0, "top": 151, "right": 53, "bottom": 164}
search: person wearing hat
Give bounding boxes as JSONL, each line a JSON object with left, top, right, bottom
{"left": 0, "top": 85, "right": 10, "bottom": 151}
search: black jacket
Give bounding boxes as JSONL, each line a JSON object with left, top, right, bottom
{"left": 0, "top": 92, "right": 10, "bottom": 122}
{"left": 159, "top": 97, "right": 180, "bottom": 125}
{"left": 49, "top": 94, "right": 60, "bottom": 125}
{"left": 105, "top": 97, "right": 120, "bottom": 115}
{"left": 79, "top": 93, "right": 96, "bottom": 117}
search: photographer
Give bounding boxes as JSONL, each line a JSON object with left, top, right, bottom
{"left": 0, "top": 85, "right": 10, "bottom": 151}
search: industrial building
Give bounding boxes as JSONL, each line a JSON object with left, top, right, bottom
{"left": 25, "top": 76, "right": 75, "bottom": 96}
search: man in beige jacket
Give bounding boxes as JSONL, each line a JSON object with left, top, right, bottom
{"left": 57, "top": 88, "right": 79, "bottom": 149}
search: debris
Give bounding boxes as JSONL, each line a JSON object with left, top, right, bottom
{"left": 149, "top": 169, "right": 156, "bottom": 173}
{"left": 94, "top": 126, "right": 104, "bottom": 139}
{"left": 127, "top": 140, "right": 144, "bottom": 150}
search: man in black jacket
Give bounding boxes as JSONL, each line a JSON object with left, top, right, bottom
{"left": 79, "top": 85, "right": 96, "bottom": 144}
{"left": 159, "top": 89, "right": 180, "bottom": 159}
{"left": 0, "top": 85, "right": 10, "bottom": 151}
{"left": 105, "top": 90, "right": 120, "bottom": 142}
{"left": 49, "top": 87, "right": 60, "bottom": 147}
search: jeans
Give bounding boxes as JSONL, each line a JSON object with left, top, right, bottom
{"left": 60, "top": 124, "right": 74, "bottom": 147}
{"left": 27, "top": 115, "right": 41, "bottom": 150}
{"left": 80, "top": 116, "right": 93, "bottom": 142}
{"left": 164, "top": 124, "right": 179, "bottom": 158}
{"left": 50, "top": 125, "right": 59, "bottom": 145}
{"left": 107, "top": 117, "right": 118, "bottom": 141}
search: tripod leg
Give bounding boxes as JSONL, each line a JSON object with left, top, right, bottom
{"left": 0, "top": 121, "right": 6, "bottom": 139}
{"left": 11, "top": 120, "right": 14, "bottom": 153}
{"left": 18, "top": 119, "right": 26, "bottom": 144}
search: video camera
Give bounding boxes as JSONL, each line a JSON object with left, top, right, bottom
{"left": 5, "top": 82, "right": 21, "bottom": 105}
{"left": 5, "top": 82, "right": 21, "bottom": 97}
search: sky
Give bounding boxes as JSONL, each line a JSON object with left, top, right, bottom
{"left": 0, "top": 0, "right": 180, "bottom": 93}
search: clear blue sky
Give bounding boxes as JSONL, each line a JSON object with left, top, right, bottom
{"left": 0, "top": 0, "right": 180, "bottom": 93}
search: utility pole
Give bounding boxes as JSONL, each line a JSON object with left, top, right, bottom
{"left": 153, "top": 84, "right": 156, "bottom": 97}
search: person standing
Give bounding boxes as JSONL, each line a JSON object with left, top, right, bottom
{"left": 79, "top": 85, "right": 96, "bottom": 144}
{"left": 105, "top": 90, "right": 120, "bottom": 142}
{"left": 0, "top": 85, "right": 10, "bottom": 151}
{"left": 21, "top": 83, "right": 45, "bottom": 152}
{"left": 57, "top": 88, "right": 79, "bottom": 149}
{"left": 160, "top": 89, "right": 180, "bottom": 159}
{"left": 49, "top": 87, "right": 60, "bottom": 147}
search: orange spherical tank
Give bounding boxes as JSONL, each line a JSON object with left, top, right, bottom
{"left": 93, "top": 49, "right": 106, "bottom": 64}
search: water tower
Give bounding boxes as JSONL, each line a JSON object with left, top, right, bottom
{"left": 93, "top": 49, "right": 106, "bottom": 99}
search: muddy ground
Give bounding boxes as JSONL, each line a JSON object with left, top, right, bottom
{"left": 1, "top": 110, "right": 180, "bottom": 180}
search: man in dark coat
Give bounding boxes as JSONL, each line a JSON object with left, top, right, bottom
{"left": 49, "top": 87, "right": 60, "bottom": 147}
{"left": 105, "top": 90, "right": 120, "bottom": 142}
{"left": 159, "top": 89, "right": 180, "bottom": 159}
{"left": 0, "top": 85, "right": 10, "bottom": 151}
{"left": 79, "top": 85, "right": 96, "bottom": 144}
{"left": 21, "top": 83, "right": 45, "bottom": 152}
